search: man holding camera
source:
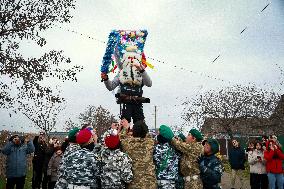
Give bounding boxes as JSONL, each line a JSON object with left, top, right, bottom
{"left": 1, "top": 134, "right": 35, "bottom": 189}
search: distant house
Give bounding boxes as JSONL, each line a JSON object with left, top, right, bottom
{"left": 201, "top": 94, "right": 284, "bottom": 155}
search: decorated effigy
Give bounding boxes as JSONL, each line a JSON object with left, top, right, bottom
{"left": 101, "top": 30, "right": 153, "bottom": 123}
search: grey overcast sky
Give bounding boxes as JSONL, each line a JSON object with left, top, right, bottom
{"left": 1, "top": 0, "right": 284, "bottom": 133}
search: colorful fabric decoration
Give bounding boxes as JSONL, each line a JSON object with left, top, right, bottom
{"left": 101, "top": 30, "right": 148, "bottom": 74}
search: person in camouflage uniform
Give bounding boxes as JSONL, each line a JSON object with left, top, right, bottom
{"left": 55, "top": 129, "right": 99, "bottom": 189}
{"left": 160, "top": 126, "right": 204, "bottom": 189}
{"left": 120, "top": 120, "right": 157, "bottom": 189}
{"left": 98, "top": 134, "right": 133, "bottom": 189}
{"left": 154, "top": 125, "right": 180, "bottom": 189}
{"left": 198, "top": 138, "right": 223, "bottom": 189}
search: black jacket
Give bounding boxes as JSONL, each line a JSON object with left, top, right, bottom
{"left": 199, "top": 154, "right": 223, "bottom": 189}
{"left": 32, "top": 136, "right": 47, "bottom": 167}
{"left": 229, "top": 147, "right": 246, "bottom": 170}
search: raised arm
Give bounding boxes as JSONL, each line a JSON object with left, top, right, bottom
{"left": 104, "top": 74, "right": 120, "bottom": 91}
{"left": 171, "top": 138, "right": 193, "bottom": 154}
{"left": 26, "top": 139, "right": 35, "bottom": 154}
{"left": 1, "top": 141, "right": 13, "bottom": 155}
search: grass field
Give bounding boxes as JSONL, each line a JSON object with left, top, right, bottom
{"left": 0, "top": 169, "right": 32, "bottom": 189}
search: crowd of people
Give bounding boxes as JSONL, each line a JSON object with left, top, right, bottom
{"left": 228, "top": 135, "right": 284, "bottom": 189}
{"left": 1, "top": 119, "right": 284, "bottom": 189}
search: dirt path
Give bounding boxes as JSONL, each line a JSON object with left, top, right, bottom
{"left": 221, "top": 172, "right": 250, "bottom": 189}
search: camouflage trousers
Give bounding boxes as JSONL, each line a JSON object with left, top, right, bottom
{"left": 184, "top": 176, "right": 203, "bottom": 189}
{"left": 157, "top": 180, "right": 175, "bottom": 189}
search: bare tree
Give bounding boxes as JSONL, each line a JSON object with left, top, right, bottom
{"left": 79, "top": 105, "right": 116, "bottom": 136}
{"left": 182, "top": 85, "right": 280, "bottom": 138}
{"left": 17, "top": 87, "right": 66, "bottom": 135}
{"left": 0, "top": 0, "right": 82, "bottom": 108}
{"left": 64, "top": 118, "right": 79, "bottom": 132}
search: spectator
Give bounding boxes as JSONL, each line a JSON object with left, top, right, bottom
{"left": 1, "top": 134, "right": 35, "bottom": 189}
{"left": 153, "top": 125, "right": 180, "bottom": 189}
{"left": 229, "top": 139, "right": 246, "bottom": 189}
{"left": 99, "top": 134, "right": 133, "bottom": 188}
{"left": 264, "top": 140, "right": 284, "bottom": 189}
{"left": 198, "top": 138, "right": 223, "bottom": 189}
{"left": 262, "top": 136, "right": 269, "bottom": 151}
{"left": 248, "top": 141, "right": 268, "bottom": 189}
{"left": 32, "top": 132, "right": 48, "bottom": 189}
{"left": 55, "top": 127, "right": 80, "bottom": 188}
{"left": 246, "top": 141, "right": 255, "bottom": 154}
{"left": 120, "top": 120, "right": 157, "bottom": 189}
{"left": 47, "top": 146, "right": 63, "bottom": 189}
{"left": 42, "top": 137, "right": 58, "bottom": 189}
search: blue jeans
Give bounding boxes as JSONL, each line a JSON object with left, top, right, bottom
{"left": 267, "top": 173, "right": 283, "bottom": 189}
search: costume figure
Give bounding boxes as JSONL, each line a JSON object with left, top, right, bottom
{"left": 101, "top": 30, "right": 152, "bottom": 123}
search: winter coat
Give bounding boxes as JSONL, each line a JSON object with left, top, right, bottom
{"left": 55, "top": 144, "right": 99, "bottom": 189}
{"left": 1, "top": 140, "right": 35, "bottom": 178}
{"left": 228, "top": 147, "right": 246, "bottom": 170}
{"left": 153, "top": 142, "right": 180, "bottom": 181}
{"left": 199, "top": 154, "right": 223, "bottom": 189}
{"left": 99, "top": 148, "right": 133, "bottom": 189}
{"left": 264, "top": 142, "right": 284, "bottom": 174}
{"left": 47, "top": 153, "right": 63, "bottom": 182}
{"left": 248, "top": 149, "right": 266, "bottom": 174}
{"left": 32, "top": 136, "right": 47, "bottom": 167}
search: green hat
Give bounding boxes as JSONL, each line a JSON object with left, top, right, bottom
{"left": 68, "top": 127, "right": 80, "bottom": 143}
{"left": 189, "top": 129, "right": 203, "bottom": 142}
{"left": 202, "top": 138, "right": 220, "bottom": 154}
{"left": 159, "top": 125, "right": 174, "bottom": 141}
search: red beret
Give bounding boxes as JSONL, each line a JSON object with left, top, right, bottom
{"left": 105, "top": 135, "right": 120, "bottom": 149}
{"left": 76, "top": 129, "right": 92, "bottom": 144}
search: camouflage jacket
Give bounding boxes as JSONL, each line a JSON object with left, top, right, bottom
{"left": 199, "top": 154, "right": 223, "bottom": 188}
{"left": 55, "top": 144, "right": 99, "bottom": 189}
{"left": 171, "top": 139, "right": 203, "bottom": 177}
{"left": 99, "top": 148, "right": 133, "bottom": 189}
{"left": 121, "top": 136, "right": 157, "bottom": 189}
{"left": 153, "top": 142, "right": 180, "bottom": 181}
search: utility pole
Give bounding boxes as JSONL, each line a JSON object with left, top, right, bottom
{"left": 154, "top": 105, "right": 157, "bottom": 132}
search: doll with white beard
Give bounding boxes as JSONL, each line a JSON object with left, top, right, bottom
{"left": 101, "top": 30, "right": 152, "bottom": 124}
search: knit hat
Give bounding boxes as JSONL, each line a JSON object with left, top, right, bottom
{"left": 189, "top": 129, "right": 203, "bottom": 142}
{"left": 105, "top": 135, "right": 120, "bottom": 149}
{"left": 202, "top": 138, "right": 220, "bottom": 154}
{"left": 68, "top": 127, "right": 80, "bottom": 143}
{"left": 159, "top": 125, "right": 174, "bottom": 141}
{"left": 76, "top": 129, "right": 92, "bottom": 144}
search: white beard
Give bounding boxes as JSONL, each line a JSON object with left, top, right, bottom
{"left": 119, "top": 52, "right": 143, "bottom": 86}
